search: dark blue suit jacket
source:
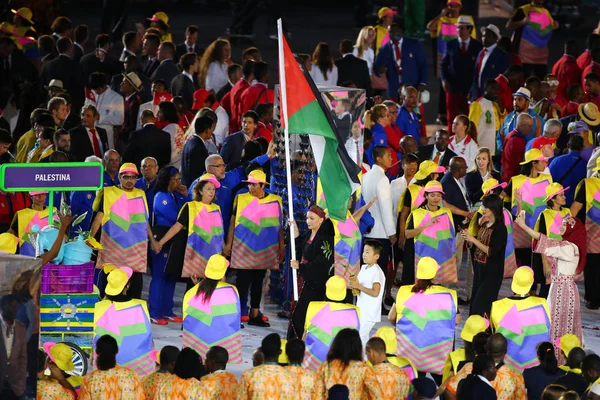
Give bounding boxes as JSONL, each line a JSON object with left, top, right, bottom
{"left": 440, "top": 172, "right": 469, "bottom": 229}
{"left": 220, "top": 131, "right": 246, "bottom": 171}
{"left": 374, "top": 38, "right": 428, "bottom": 99}
{"left": 441, "top": 38, "right": 483, "bottom": 94}
{"left": 470, "top": 46, "right": 510, "bottom": 100}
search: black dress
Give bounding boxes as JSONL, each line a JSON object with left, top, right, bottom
{"left": 287, "top": 220, "right": 335, "bottom": 340}
{"left": 469, "top": 222, "right": 508, "bottom": 316}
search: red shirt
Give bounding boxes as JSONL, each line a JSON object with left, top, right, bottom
{"left": 239, "top": 83, "right": 274, "bottom": 122}
{"left": 229, "top": 79, "right": 251, "bottom": 134}
{"left": 562, "top": 101, "right": 580, "bottom": 117}
{"left": 582, "top": 62, "right": 600, "bottom": 88}
{"left": 502, "top": 129, "right": 527, "bottom": 183}
{"left": 255, "top": 121, "right": 273, "bottom": 142}
{"left": 577, "top": 49, "right": 591, "bottom": 71}
{"left": 495, "top": 74, "right": 514, "bottom": 113}
{"left": 552, "top": 54, "right": 582, "bottom": 100}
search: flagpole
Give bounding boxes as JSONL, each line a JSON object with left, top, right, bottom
{"left": 277, "top": 18, "right": 299, "bottom": 302}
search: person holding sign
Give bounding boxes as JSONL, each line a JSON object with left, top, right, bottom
{"left": 90, "top": 163, "right": 160, "bottom": 298}
{"left": 8, "top": 191, "right": 57, "bottom": 257}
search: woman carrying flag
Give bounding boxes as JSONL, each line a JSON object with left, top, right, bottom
{"left": 182, "top": 254, "right": 242, "bottom": 364}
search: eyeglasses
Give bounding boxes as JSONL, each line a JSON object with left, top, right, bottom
{"left": 121, "top": 175, "right": 137, "bottom": 181}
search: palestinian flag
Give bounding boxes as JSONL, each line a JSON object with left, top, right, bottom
{"left": 279, "top": 32, "right": 360, "bottom": 221}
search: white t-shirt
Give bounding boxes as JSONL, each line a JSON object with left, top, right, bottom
{"left": 357, "top": 263, "right": 386, "bottom": 323}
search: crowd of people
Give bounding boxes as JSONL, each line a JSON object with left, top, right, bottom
{"left": 1, "top": 0, "right": 600, "bottom": 399}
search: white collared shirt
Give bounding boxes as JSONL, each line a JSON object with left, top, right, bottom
{"left": 362, "top": 164, "right": 396, "bottom": 238}
{"left": 182, "top": 71, "right": 194, "bottom": 83}
{"left": 185, "top": 42, "right": 195, "bottom": 53}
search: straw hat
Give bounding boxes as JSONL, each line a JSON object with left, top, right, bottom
{"left": 0, "top": 233, "right": 19, "bottom": 254}
{"left": 325, "top": 276, "right": 347, "bottom": 301}
{"left": 511, "top": 266, "right": 534, "bottom": 295}
{"left": 512, "top": 87, "right": 532, "bottom": 102}
{"left": 416, "top": 257, "right": 438, "bottom": 280}
{"left": 481, "top": 178, "right": 507, "bottom": 199}
{"left": 45, "top": 79, "right": 66, "bottom": 92}
{"left": 519, "top": 148, "right": 547, "bottom": 165}
{"left": 104, "top": 265, "right": 133, "bottom": 296}
{"left": 460, "top": 315, "right": 489, "bottom": 342}
{"left": 11, "top": 8, "right": 34, "bottom": 24}
{"left": 480, "top": 24, "right": 501, "bottom": 39}
{"left": 119, "top": 162, "right": 139, "bottom": 176}
{"left": 554, "top": 334, "right": 581, "bottom": 357}
{"left": 414, "top": 160, "right": 445, "bottom": 180}
{"left": 578, "top": 103, "right": 600, "bottom": 126}
{"left": 424, "top": 180, "right": 444, "bottom": 194}
{"left": 456, "top": 16, "right": 473, "bottom": 27}
{"left": 199, "top": 173, "right": 221, "bottom": 188}
{"left": 374, "top": 326, "right": 397, "bottom": 353}
{"left": 243, "top": 170, "right": 268, "bottom": 185}
{"left": 544, "top": 183, "right": 569, "bottom": 202}
{"left": 147, "top": 12, "right": 170, "bottom": 28}
{"left": 122, "top": 72, "right": 144, "bottom": 92}
{"left": 204, "top": 254, "right": 229, "bottom": 280}
{"left": 43, "top": 342, "right": 74, "bottom": 371}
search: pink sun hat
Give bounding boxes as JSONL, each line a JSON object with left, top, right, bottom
{"left": 199, "top": 173, "right": 221, "bottom": 188}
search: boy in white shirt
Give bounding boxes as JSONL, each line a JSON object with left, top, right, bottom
{"left": 350, "top": 240, "right": 387, "bottom": 347}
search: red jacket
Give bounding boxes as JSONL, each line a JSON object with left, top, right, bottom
{"left": 495, "top": 74, "right": 513, "bottom": 113}
{"left": 220, "top": 90, "right": 232, "bottom": 115}
{"left": 501, "top": 129, "right": 527, "bottom": 183}
{"left": 582, "top": 62, "right": 600, "bottom": 88}
{"left": 577, "top": 49, "right": 591, "bottom": 71}
{"left": 562, "top": 101, "right": 580, "bottom": 117}
{"left": 239, "top": 83, "right": 274, "bottom": 122}
{"left": 552, "top": 54, "right": 582, "bottom": 100}
{"left": 229, "top": 79, "right": 251, "bottom": 134}
{"left": 255, "top": 121, "right": 273, "bottom": 142}
{"left": 0, "top": 192, "right": 31, "bottom": 226}
{"left": 385, "top": 124, "right": 403, "bottom": 177}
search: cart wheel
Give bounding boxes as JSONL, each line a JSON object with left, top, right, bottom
{"left": 62, "top": 342, "right": 89, "bottom": 376}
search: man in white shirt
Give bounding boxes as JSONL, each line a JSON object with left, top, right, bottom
{"left": 391, "top": 153, "right": 418, "bottom": 216}
{"left": 344, "top": 119, "right": 363, "bottom": 166}
{"left": 361, "top": 145, "right": 396, "bottom": 312}
{"left": 84, "top": 72, "right": 124, "bottom": 150}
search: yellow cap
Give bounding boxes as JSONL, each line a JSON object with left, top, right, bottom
{"left": 377, "top": 7, "right": 398, "bottom": 19}
{"left": 105, "top": 266, "right": 133, "bottom": 296}
{"left": 416, "top": 257, "right": 438, "bottom": 280}
{"left": 520, "top": 149, "right": 547, "bottom": 165}
{"left": 375, "top": 326, "right": 397, "bottom": 353}
{"left": 414, "top": 160, "right": 446, "bottom": 180}
{"left": 205, "top": 254, "right": 229, "bottom": 280}
{"left": 279, "top": 339, "right": 289, "bottom": 364}
{"left": 511, "top": 266, "right": 534, "bottom": 295}
{"left": 424, "top": 180, "right": 444, "bottom": 194}
{"left": 148, "top": 11, "right": 170, "bottom": 27}
{"left": 460, "top": 315, "right": 490, "bottom": 342}
{"left": 0, "top": 233, "right": 19, "bottom": 254}
{"left": 119, "top": 162, "right": 139, "bottom": 176}
{"left": 544, "top": 182, "right": 569, "bottom": 202}
{"left": 243, "top": 169, "right": 268, "bottom": 185}
{"left": 43, "top": 342, "right": 74, "bottom": 372}
{"left": 555, "top": 334, "right": 581, "bottom": 357}
{"left": 480, "top": 179, "right": 507, "bottom": 200}
{"left": 11, "top": 7, "right": 34, "bottom": 24}
{"left": 326, "top": 276, "right": 347, "bottom": 301}
{"left": 0, "top": 22, "right": 15, "bottom": 35}
{"left": 199, "top": 173, "right": 221, "bottom": 188}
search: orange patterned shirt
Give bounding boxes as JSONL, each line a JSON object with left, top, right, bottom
{"left": 237, "top": 364, "right": 300, "bottom": 400}
{"left": 315, "top": 360, "right": 384, "bottom": 400}
{"left": 371, "top": 362, "right": 410, "bottom": 400}
{"left": 141, "top": 371, "right": 174, "bottom": 400}
{"left": 287, "top": 365, "right": 318, "bottom": 400}
{"left": 199, "top": 371, "right": 239, "bottom": 399}
{"left": 446, "top": 362, "right": 526, "bottom": 400}
{"left": 79, "top": 366, "right": 145, "bottom": 400}
{"left": 154, "top": 375, "right": 203, "bottom": 400}
{"left": 36, "top": 379, "right": 76, "bottom": 400}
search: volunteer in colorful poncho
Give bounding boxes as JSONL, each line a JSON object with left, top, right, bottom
{"left": 144, "top": 166, "right": 191, "bottom": 325}
{"left": 302, "top": 276, "right": 360, "bottom": 373}
{"left": 501, "top": 148, "right": 552, "bottom": 288}
{"left": 371, "top": 326, "right": 418, "bottom": 382}
{"left": 490, "top": 266, "right": 551, "bottom": 373}
{"left": 90, "top": 163, "right": 160, "bottom": 298}
{"left": 37, "top": 342, "right": 76, "bottom": 399}
{"left": 93, "top": 265, "right": 154, "bottom": 377}
{"left": 223, "top": 169, "right": 284, "bottom": 328}
{"left": 182, "top": 254, "right": 242, "bottom": 365}
{"left": 389, "top": 256, "right": 458, "bottom": 385}
{"left": 469, "top": 178, "right": 517, "bottom": 279}
{"left": 515, "top": 210, "right": 585, "bottom": 365}
{"left": 442, "top": 315, "right": 489, "bottom": 382}
{"left": 8, "top": 191, "right": 57, "bottom": 257}
{"left": 159, "top": 173, "right": 223, "bottom": 295}
{"left": 570, "top": 156, "right": 600, "bottom": 310}
{"left": 288, "top": 205, "right": 335, "bottom": 340}
{"left": 404, "top": 180, "right": 457, "bottom": 285}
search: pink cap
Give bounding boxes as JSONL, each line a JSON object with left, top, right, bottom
{"left": 199, "top": 173, "right": 221, "bottom": 188}
{"left": 30, "top": 191, "right": 48, "bottom": 196}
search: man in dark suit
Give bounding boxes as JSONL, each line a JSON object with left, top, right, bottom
{"left": 174, "top": 25, "right": 204, "bottom": 62}
{"left": 220, "top": 110, "right": 257, "bottom": 171}
{"left": 123, "top": 110, "right": 172, "bottom": 170}
{"left": 118, "top": 72, "right": 143, "bottom": 152}
{"left": 171, "top": 53, "right": 199, "bottom": 111}
{"left": 80, "top": 34, "right": 121, "bottom": 87}
{"left": 69, "top": 104, "right": 109, "bottom": 162}
{"left": 110, "top": 55, "right": 152, "bottom": 103}
{"left": 40, "top": 37, "right": 85, "bottom": 111}
{"left": 441, "top": 17, "right": 483, "bottom": 132}
{"left": 181, "top": 115, "right": 213, "bottom": 187}
{"left": 119, "top": 31, "right": 138, "bottom": 64}
{"left": 0, "top": 295, "right": 27, "bottom": 400}
{"left": 470, "top": 24, "right": 510, "bottom": 100}
{"left": 417, "top": 129, "right": 457, "bottom": 168}
{"left": 441, "top": 156, "right": 471, "bottom": 228}
{"left": 73, "top": 24, "right": 88, "bottom": 63}
{"left": 140, "top": 33, "right": 161, "bottom": 78}
{"left": 374, "top": 21, "right": 428, "bottom": 101}
{"left": 216, "top": 64, "right": 242, "bottom": 103}
{"left": 335, "top": 39, "right": 371, "bottom": 94}
{"left": 151, "top": 42, "right": 179, "bottom": 88}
